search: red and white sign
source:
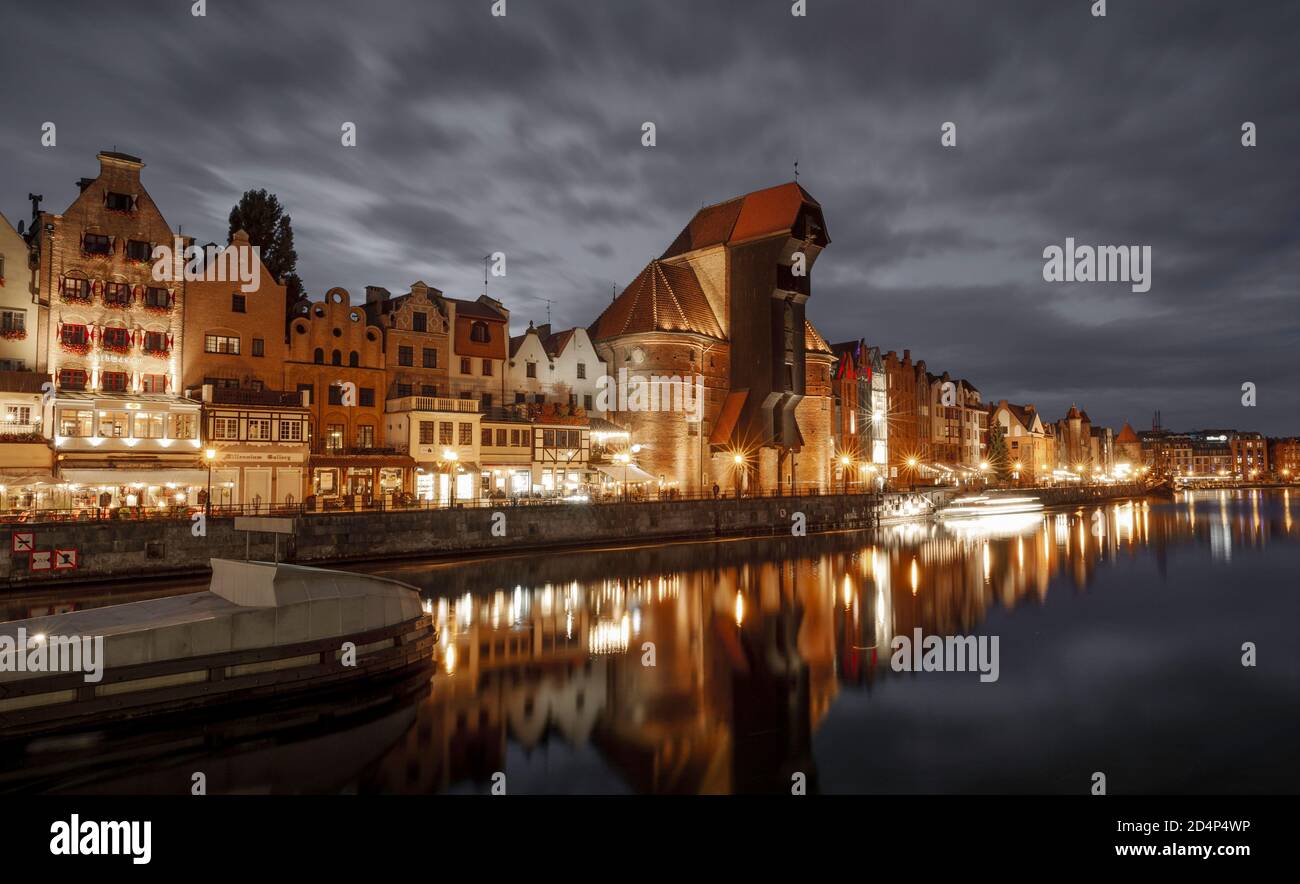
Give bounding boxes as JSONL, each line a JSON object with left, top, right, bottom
{"left": 11, "top": 532, "right": 34, "bottom": 553}
{"left": 30, "top": 551, "right": 52, "bottom": 571}
{"left": 54, "top": 549, "right": 79, "bottom": 570}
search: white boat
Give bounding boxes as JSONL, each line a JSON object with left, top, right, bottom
{"left": 938, "top": 494, "right": 1044, "bottom": 520}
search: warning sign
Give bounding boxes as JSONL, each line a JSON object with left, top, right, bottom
{"left": 30, "top": 551, "right": 52, "bottom": 571}
{"left": 11, "top": 532, "right": 34, "bottom": 553}
{"left": 54, "top": 549, "right": 79, "bottom": 570}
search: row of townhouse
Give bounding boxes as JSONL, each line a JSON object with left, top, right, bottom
{"left": 0, "top": 150, "right": 614, "bottom": 515}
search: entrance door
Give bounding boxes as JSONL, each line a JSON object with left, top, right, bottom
{"left": 245, "top": 469, "right": 272, "bottom": 512}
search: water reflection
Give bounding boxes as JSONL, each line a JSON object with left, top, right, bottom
{"left": 10, "top": 489, "right": 1300, "bottom": 794}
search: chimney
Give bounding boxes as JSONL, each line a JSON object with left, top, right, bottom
{"left": 365, "top": 286, "right": 391, "bottom": 304}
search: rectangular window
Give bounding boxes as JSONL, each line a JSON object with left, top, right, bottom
{"left": 1, "top": 310, "right": 26, "bottom": 333}
{"left": 481, "top": 393, "right": 492, "bottom": 408}
{"left": 419, "top": 421, "right": 436, "bottom": 444}
{"left": 510, "top": 429, "right": 522, "bottom": 447}
{"left": 5, "top": 405, "right": 32, "bottom": 425}
{"left": 533, "top": 394, "right": 545, "bottom": 405}
{"left": 104, "top": 282, "right": 131, "bottom": 306}
{"left": 144, "top": 287, "right": 170, "bottom": 309}
{"left": 279, "top": 420, "right": 303, "bottom": 442}
{"left": 577, "top": 363, "right": 586, "bottom": 379}
{"left": 515, "top": 393, "right": 525, "bottom": 404}
{"left": 482, "top": 359, "right": 493, "bottom": 377}
{"left": 248, "top": 418, "right": 272, "bottom": 441}
{"left": 584, "top": 394, "right": 593, "bottom": 411}
{"left": 543, "top": 429, "right": 555, "bottom": 449}
{"left": 125, "top": 239, "right": 151, "bottom": 261}
{"left": 252, "top": 338, "right": 265, "bottom": 357}
{"left": 62, "top": 277, "right": 90, "bottom": 301}
{"left": 359, "top": 388, "right": 375, "bottom": 407}
{"left": 356, "top": 425, "right": 375, "bottom": 448}
{"left": 133, "top": 412, "right": 165, "bottom": 439}
{"left": 481, "top": 427, "right": 492, "bottom": 446}
{"left": 169, "top": 413, "right": 198, "bottom": 439}
{"left": 232, "top": 294, "right": 246, "bottom": 313}
{"left": 61, "top": 324, "right": 88, "bottom": 346}
{"left": 422, "top": 348, "right": 437, "bottom": 368}
{"left": 460, "top": 357, "right": 471, "bottom": 374}
{"left": 98, "top": 411, "right": 130, "bottom": 438}
{"left": 412, "top": 312, "right": 427, "bottom": 332}
{"left": 326, "top": 424, "right": 344, "bottom": 451}
{"left": 421, "top": 384, "right": 437, "bottom": 397}
{"left": 496, "top": 429, "right": 507, "bottom": 447}
{"left": 204, "top": 334, "right": 239, "bottom": 355}
{"left": 102, "top": 327, "right": 130, "bottom": 349}
{"left": 459, "top": 423, "right": 472, "bottom": 445}
{"left": 106, "top": 192, "right": 134, "bottom": 212}
{"left": 100, "top": 370, "right": 128, "bottom": 392}
{"left": 58, "top": 368, "right": 87, "bottom": 390}
{"left": 398, "top": 346, "right": 414, "bottom": 367}
{"left": 212, "top": 417, "right": 240, "bottom": 440}
{"left": 58, "top": 409, "right": 94, "bottom": 437}
{"left": 328, "top": 385, "right": 343, "bottom": 406}
{"left": 439, "top": 422, "right": 453, "bottom": 445}
{"left": 296, "top": 383, "right": 313, "bottom": 405}
{"left": 205, "top": 376, "right": 239, "bottom": 390}
{"left": 396, "top": 383, "right": 413, "bottom": 398}
{"left": 526, "top": 362, "right": 536, "bottom": 379}
{"left": 83, "top": 233, "right": 111, "bottom": 255}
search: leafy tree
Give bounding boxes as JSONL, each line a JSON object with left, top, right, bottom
{"left": 227, "top": 189, "right": 305, "bottom": 323}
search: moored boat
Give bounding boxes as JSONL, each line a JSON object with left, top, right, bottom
{"left": 0, "top": 559, "right": 435, "bottom": 739}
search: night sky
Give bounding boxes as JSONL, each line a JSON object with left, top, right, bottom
{"left": 2, "top": 0, "right": 1296, "bottom": 433}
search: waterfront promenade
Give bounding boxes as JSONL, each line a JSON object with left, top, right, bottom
{"left": 0, "top": 482, "right": 1162, "bottom": 590}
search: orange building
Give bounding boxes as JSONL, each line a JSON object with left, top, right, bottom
{"left": 283, "top": 287, "right": 413, "bottom": 505}
{"left": 181, "top": 229, "right": 287, "bottom": 391}
{"left": 447, "top": 295, "right": 509, "bottom": 407}
{"left": 362, "top": 281, "right": 450, "bottom": 401}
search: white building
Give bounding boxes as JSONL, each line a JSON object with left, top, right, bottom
{"left": 507, "top": 323, "right": 606, "bottom": 417}
{"left": 0, "top": 211, "right": 36, "bottom": 372}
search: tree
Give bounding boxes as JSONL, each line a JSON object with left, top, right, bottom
{"left": 988, "top": 423, "right": 1013, "bottom": 482}
{"left": 227, "top": 189, "right": 304, "bottom": 323}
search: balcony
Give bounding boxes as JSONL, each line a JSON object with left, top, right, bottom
{"left": 211, "top": 388, "right": 306, "bottom": 408}
{"left": 385, "top": 395, "right": 479, "bottom": 414}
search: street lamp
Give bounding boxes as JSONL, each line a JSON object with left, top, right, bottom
{"left": 204, "top": 448, "right": 217, "bottom": 517}
{"left": 906, "top": 457, "right": 918, "bottom": 491}
{"left": 616, "top": 452, "right": 631, "bottom": 501}
{"left": 840, "top": 455, "right": 851, "bottom": 495}
{"left": 733, "top": 453, "right": 745, "bottom": 502}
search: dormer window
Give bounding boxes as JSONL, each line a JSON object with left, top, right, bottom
{"left": 105, "top": 192, "right": 135, "bottom": 212}
{"left": 470, "top": 321, "right": 490, "bottom": 343}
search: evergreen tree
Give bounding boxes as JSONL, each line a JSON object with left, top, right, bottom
{"left": 227, "top": 189, "right": 305, "bottom": 322}
{"left": 988, "top": 423, "right": 1013, "bottom": 482}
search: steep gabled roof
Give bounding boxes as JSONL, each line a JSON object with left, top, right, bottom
{"left": 1116, "top": 422, "right": 1140, "bottom": 443}
{"left": 589, "top": 260, "right": 723, "bottom": 341}
{"left": 805, "top": 319, "right": 833, "bottom": 355}
{"left": 660, "top": 182, "right": 827, "bottom": 259}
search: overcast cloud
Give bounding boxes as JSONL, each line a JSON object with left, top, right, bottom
{"left": 1, "top": 0, "right": 1296, "bottom": 433}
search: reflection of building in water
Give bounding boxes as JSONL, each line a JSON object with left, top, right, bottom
{"left": 359, "top": 491, "right": 1296, "bottom": 794}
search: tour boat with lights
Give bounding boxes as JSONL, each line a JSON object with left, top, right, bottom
{"left": 0, "top": 559, "right": 435, "bottom": 739}
{"left": 937, "top": 493, "right": 1045, "bottom": 520}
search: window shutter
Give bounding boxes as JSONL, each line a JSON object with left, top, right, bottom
{"left": 166, "top": 334, "right": 174, "bottom": 350}
{"left": 167, "top": 291, "right": 175, "bottom": 307}
{"left": 58, "top": 276, "right": 65, "bottom": 294}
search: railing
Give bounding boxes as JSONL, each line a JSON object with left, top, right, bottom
{"left": 210, "top": 389, "right": 306, "bottom": 407}
{"left": 309, "top": 445, "right": 403, "bottom": 457}
{"left": 0, "top": 424, "right": 42, "bottom": 436}
{"left": 385, "top": 396, "right": 479, "bottom": 413}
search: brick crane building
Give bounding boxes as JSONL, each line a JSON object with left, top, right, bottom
{"left": 588, "top": 182, "right": 835, "bottom": 494}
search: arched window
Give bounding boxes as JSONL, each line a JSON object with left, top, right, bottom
{"left": 470, "top": 321, "right": 489, "bottom": 343}
{"left": 349, "top": 351, "right": 359, "bottom": 367}
{"left": 313, "top": 348, "right": 324, "bottom": 364}
{"left": 331, "top": 350, "right": 342, "bottom": 366}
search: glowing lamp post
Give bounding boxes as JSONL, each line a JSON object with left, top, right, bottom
{"left": 442, "top": 449, "right": 459, "bottom": 508}
{"left": 733, "top": 453, "right": 745, "bottom": 503}
{"left": 906, "top": 457, "right": 918, "bottom": 491}
{"left": 204, "top": 448, "right": 217, "bottom": 516}
{"left": 840, "top": 455, "right": 852, "bottom": 495}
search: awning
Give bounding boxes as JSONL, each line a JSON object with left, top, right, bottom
{"left": 60, "top": 469, "right": 212, "bottom": 485}
{"left": 709, "top": 389, "right": 749, "bottom": 445}
{"left": 594, "top": 463, "right": 657, "bottom": 483}
{"left": 0, "top": 469, "right": 58, "bottom": 486}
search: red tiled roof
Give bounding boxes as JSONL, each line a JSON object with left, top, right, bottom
{"left": 1116, "top": 422, "right": 1140, "bottom": 443}
{"left": 543, "top": 328, "right": 576, "bottom": 358}
{"left": 447, "top": 296, "right": 507, "bottom": 320}
{"left": 660, "top": 182, "right": 825, "bottom": 259}
{"left": 805, "top": 319, "right": 833, "bottom": 355}
{"left": 589, "top": 260, "right": 723, "bottom": 341}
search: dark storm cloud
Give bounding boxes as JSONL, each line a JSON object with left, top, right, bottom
{"left": 1, "top": 0, "right": 1297, "bottom": 431}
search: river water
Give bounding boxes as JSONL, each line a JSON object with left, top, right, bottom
{"left": 6, "top": 489, "right": 1299, "bottom": 794}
